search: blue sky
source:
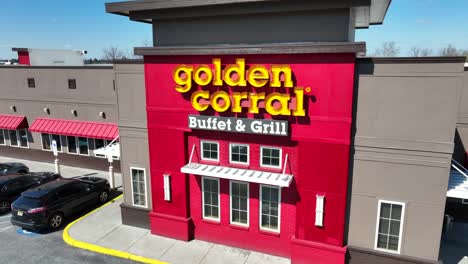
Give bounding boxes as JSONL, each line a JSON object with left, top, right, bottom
{"left": 0, "top": 0, "right": 467, "bottom": 59}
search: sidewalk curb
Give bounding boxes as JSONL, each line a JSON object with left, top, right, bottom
{"left": 62, "top": 194, "right": 167, "bottom": 264}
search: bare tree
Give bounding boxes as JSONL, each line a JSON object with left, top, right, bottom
{"left": 408, "top": 46, "right": 433, "bottom": 57}
{"left": 420, "top": 48, "right": 433, "bottom": 57}
{"left": 438, "top": 44, "right": 462, "bottom": 56}
{"left": 373, "top": 41, "right": 400, "bottom": 57}
{"left": 102, "top": 45, "right": 127, "bottom": 61}
{"left": 408, "top": 46, "right": 422, "bottom": 57}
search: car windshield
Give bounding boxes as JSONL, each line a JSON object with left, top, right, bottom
{"left": 15, "top": 196, "right": 43, "bottom": 208}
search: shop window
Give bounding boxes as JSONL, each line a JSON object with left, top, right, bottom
{"left": 9, "top": 130, "right": 18, "bottom": 147}
{"left": 202, "top": 177, "right": 220, "bottom": 221}
{"left": 131, "top": 168, "right": 147, "bottom": 207}
{"left": 41, "top": 133, "right": 51, "bottom": 150}
{"left": 94, "top": 139, "right": 106, "bottom": 158}
{"left": 230, "top": 181, "right": 249, "bottom": 226}
{"left": 260, "top": 185, "right": 280, "bottom": 232}
{"left": 375, "top": 200, "right": 405, "bottom": 253}
{"left": 0, "top": 129, "right": 5, "bottom": 145}
{"left": 260, "top": 146, "right": 282, "bottom": 169}
{"left": 51, "top": 134, "right": 62, "bottom": 151}
{"left": 67, "top": 136, "right": 77, "bottom": 154}
{"left": 41, "top": 133, "right": 62, "bottom": 152}
{"left": 18, "top": 129, "right": 29, "bottom": 148}
{"left": 41, "top": 133, "right": 61, "bottom": 152}
{"left": 8, "top": 129, "right": 29, "bottom": 148}
{"left": 65, "top": 136, "right": 89, "bottom": 155}
{"left": 201, "top": 141, "right": 219, "bottom": 161}
{"left": 230, "top": 144, "right": 249, "bottom": 165}
{"left": 27, "top": 78, "right": 35, "bottom": 88}
{"left": 68, "top": 79, "right": 77, "bottom": 89}
{"left": 78, "top": 137, "right": 89, "bottom": 155}
{"left": 93, "top": 139, "right": 117, "bottom": 159}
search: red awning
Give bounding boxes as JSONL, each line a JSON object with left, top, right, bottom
{"left": 0, "top": 114, "right": 27, "bottom": 130}
{"left": 29, "top": 118, "right": 119, "bottom": 140}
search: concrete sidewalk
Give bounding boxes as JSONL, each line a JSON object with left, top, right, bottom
{"left": 67, "top": 197, "right": 290, "bottom": 264}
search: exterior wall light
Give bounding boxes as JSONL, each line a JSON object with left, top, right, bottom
{"left": 10, "top": 105, "right": 16, "bottom": 112}
{"left": 70, "top": 109, "right": 77, "bottom": 116}
{"left": 43, "top": 107, "right": 50, "bottom": 114}
{"left": 99, "top": 111, "right": 106, "bottom": 119}
{"left": 315, "top": 195, "right": 325, "bottom": 227}
{"left": 163, "top": 174, "right": 171, "bottom": 201}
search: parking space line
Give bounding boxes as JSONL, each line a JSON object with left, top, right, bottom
{"left": 0, "top": 226, "right": 12, "bottom": 233}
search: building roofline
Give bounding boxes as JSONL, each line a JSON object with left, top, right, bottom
{"left": 0, "top": 65, "right": 114, "bottom": 69}
{"left": 134, "top": 42, "right": 366, "bottom": 56}
{"left": 106, "top": 0, "right": 391, "bottom": 27}
{"left": 12, "top": 47, "right": 29, "bottom": 52}
{"left": 358, "top": 56, "right": 466, "bottom": 64}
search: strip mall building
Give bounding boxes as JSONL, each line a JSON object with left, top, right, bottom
{"left": 0, "top": 0, "right": 467, "bottom": 263}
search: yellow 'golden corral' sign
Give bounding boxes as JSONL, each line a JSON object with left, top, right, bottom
{"left": 173, "top": 58, "right": 307, "bottom": 116}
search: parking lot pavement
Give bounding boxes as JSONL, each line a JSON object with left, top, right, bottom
{"left": 68, "top": 196, "right": 291, "bottom": 264}
{"left": 0, "top": 215, "right": 136, "bottom": 264}
{"left": 0, "top": 213, "right": 13, "bottom": 234}
{"left": 0, "top": 156, "right": 122, "bottom": 187}
{"left": 0, "top": 189, "right": 132, "bottom": 264}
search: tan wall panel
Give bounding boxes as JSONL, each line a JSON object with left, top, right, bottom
{"left": 0, "top": 68, "right": 116, "bottom": 105}
{"left": 119, "top": 128, "right": 151, "bottom": 209}
{"left": 348, "top": 195, "right": 377, "bottom": 249}
{"left": 355, "top": 76, "right": 459, "bottom": 148}
{"left": 352, "top": 158, "right": 449, "bottom": 206}
{"left": 114, "top": 66, "right": 146, "bottom": 128}
{"left": 403, "top": 202, "right": 444, "bottom": 260}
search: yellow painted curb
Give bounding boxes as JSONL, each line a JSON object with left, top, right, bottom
{"left": 62, "top": 194, "right": 167, "bottom": 264}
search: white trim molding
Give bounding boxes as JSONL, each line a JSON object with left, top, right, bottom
{"left": 229, "top": 143, "right": 250, "bottom": 165}
{"left": 201, "top": 176, "right": 220, "bottom": 222}
{"left": 229, "top": 180, "right": 249, "bottom": 227}
{"left": 374, "top": 199, "right": 406, "bottom": 254}
{"left": 130, "top": 167, "right": 148, "bottom": 209}
{"left": 259, "top": 184, "right": 281, "bottom": 233}
{"left": 200, "top": 140, "right": 220, "bottom": 162}
{"left": 260, "top": 146, "right": 282, "bottom": 169}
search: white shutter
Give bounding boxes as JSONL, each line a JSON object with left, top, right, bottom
{"left": 315, "top": 195, "right": 325, "bottom": 227}
{"left": 163, "top": 174, "right": 171, "bottom": 201}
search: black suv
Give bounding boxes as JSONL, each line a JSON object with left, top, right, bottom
{"left": 0, "top": 163, "right": 29, "bottom": 176}
{"left": 0, "top": 172, "right": 61, "bottom": 214}
{"left": 11, "top": 176, "right": 110, "bottom": 230}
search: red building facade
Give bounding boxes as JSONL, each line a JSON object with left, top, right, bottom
{"left": 144, "top": 53, "right": 356, "bottom": 263}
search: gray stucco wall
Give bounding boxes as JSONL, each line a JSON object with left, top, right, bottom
{"left": 347, "top": 58, "right": 464, "bottom": 262}
{"left": 0, "top": 66, "right": 118, "bottom": 170}
{"left": 152, "top": 8, "right": 353, "bottom": 46}
{"left": 454, "top": 68, "right": 468, "bottom": 163}
{"left": 113, "top": 63, "right": 152, "bottom": 221}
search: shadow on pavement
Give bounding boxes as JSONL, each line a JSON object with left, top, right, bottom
{"left": 440, "top": 221, "right": 468, "bottom": 264}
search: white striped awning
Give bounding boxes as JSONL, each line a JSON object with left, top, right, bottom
{"left": 447, "top": 169, "right": 468, "bottom": 199}
{"left": 181, "top": 163, "right": 293, "bottom": 187}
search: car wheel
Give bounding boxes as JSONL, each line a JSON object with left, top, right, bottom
{"left": 0, "top": 200, "right": 10, "bottom": 214}
{"left": 17, "top": 170, "right": 27, "bottom": 174}
{"left": 48, "top": 213, "right": 64, "bottom": 230}
{"left": 98, "top": 191, "right": 109, "bottom": 203}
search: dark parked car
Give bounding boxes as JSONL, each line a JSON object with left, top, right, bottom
{"left": 11, "top": 176, "right": 111, "bottom": 230}
{"left": 0, "top": 172, "right": 61, "bottom": 214}
{"left": 0, "top": 163, "right": 29, "bottom": 176}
